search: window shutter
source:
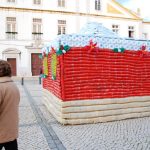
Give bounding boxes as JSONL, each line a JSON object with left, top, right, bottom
{"left": 7, "top": 24, "right": 11, "bottom": 32}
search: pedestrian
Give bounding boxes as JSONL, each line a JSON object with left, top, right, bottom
{"left": 40, "top": 66, "right": 43, "bottom": 75}
{"left": 0, "top": 60, "right": 20, "bottom": 150}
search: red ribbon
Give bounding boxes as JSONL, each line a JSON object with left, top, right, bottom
{"left": 138, "top": 45, "right": 149, "bottom": 57}
{"left": 85, "top": 39, "right": 98, "bottom": 53}
{"left": 51, "top": 47, "right": 56, "bottom": 54}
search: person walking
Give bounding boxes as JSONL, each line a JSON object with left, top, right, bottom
{"left": 0, "top": 60, "right": 20, "bottom": 150}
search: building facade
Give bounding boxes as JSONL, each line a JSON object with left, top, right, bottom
{"left": 0, "top": 0, "right": 150, "bottom": 76}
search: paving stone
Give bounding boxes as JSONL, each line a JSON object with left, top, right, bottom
{"left": 28, "top": 91, "right": 43, "bottom": 97}
{"left": 19, "top": 107, "right": 37, "bottom": 125}
{"left": 16, "top": 80, "right": 150, "bottom": 150}
{"left": 49, "top": 117, "right": 150, "bottom": 150}
{"left": 32, "top": 97, "right": 44, "bottom": 106}
{"left": 51, "top": 148, "right": 59, "bottom": 150}
{"left": 19, "top": 97, "right": 30, "bottom": 107}
{"left": 19, "top": 125, "right": 50, "bottom": 150}
{"left": 57, "top": 144, "right": 66, "bottom": 150}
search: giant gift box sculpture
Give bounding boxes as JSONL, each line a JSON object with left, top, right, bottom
{"left": 42, "top": 22, "right": 150, "bottom": 125}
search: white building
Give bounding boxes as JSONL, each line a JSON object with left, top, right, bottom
{"left": 0, "top": 0, "right": 150, "bottom": 76}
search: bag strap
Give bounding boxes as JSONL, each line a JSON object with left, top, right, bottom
{"left": 0, "top": 80, "right": 13, "bottom": 83}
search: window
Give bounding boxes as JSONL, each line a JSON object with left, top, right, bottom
{"left": 32, "top": 18, "right": 43, "bottom": 40}
{"left": 128, "top": 26, "right": 134, "bottom": 38}
{"left": 112, "top": 25, "right": 119, "bottom": 34}
{"left": 142, "top": 33, "right": 148, "bottom": 40}
{"left": 6, "top": 17, "right": 17, "bottom": 39}
{"left": 95, "top": 0, "right": 101, "bottom": 11}
{"left": 33, "top": 0, "right": 41, "bottom": 5}
{"left": 58, "top": 20, "right": 66, "bottom": 35}
{"left": 7, "top": 0, "right": 15, "bottom": 2}
{"left": 58, "top": 0, "right": 65, "bottom": 7}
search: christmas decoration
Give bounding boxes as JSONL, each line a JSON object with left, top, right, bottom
{"left": 43, "top": 57, "right": 48, "bottom": 76}
{"left": 138, "top": 45, "right": 149, "bottom": 57}
{"left": 113, "top": 47, "right": 125, "bottom": 53}
{"left": 39, "top": 54, "right": 43, "bottom": 59}
{"left": 51, "top": 53, "right": 57, "bottom": 80}
{"left": 85, "top": 39, "right": 98, "bottom": 53}
{"left": 56, "top": 45, "right": 70, "bottom": 56}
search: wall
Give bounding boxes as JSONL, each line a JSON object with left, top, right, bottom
{"left": 0, "top": 0, "right": 149, "bottom": 76}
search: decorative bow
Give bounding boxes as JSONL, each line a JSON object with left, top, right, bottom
{"left": 140, "top": 45, "right": 146, "bottom": 50}
{"left": 56, "top": 45, "right": 70, "bottom": 55}
{"left": 85, "top": 40, "right": 98, "bottom": 53}
{"left": 138, "top": 45, "right": 149, "bottom": 57}
{"left": 39, "top": 54, "right": 43, "bottom": 59}
{"left": 42, "top": 47, "right": 50, "bottom": 57}
{"left": 42, "top": 51, "right": 47, "bottom": 57}
{"left": 113, "top": 47, "right": 125, "bottom": 53}
{"left": 51, "top": 47, "right": 56, "bottom": 54}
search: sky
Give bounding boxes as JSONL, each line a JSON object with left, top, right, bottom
{"left": 116, "top": 0, "right": 150, "bottom": 20}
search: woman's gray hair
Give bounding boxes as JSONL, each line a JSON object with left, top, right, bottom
{"left": 0, "top": 60, "right": 12, "bottom": 77}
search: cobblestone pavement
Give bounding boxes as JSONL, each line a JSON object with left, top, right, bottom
{"left": 16, "top": 80, "right": 150, "bottom": 150}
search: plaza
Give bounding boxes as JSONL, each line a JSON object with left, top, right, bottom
{"left": 0, "top": 0, "right": 150, "bottom": 149}
{"left": 16, "top": 79, "right": 150, "bottom": 150}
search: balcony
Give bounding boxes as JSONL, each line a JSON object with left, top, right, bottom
{"left": 6, "top": 32, "right": 18, "bottom": 40}
{"left": 32, "top": 32, "right": 43, "bottom": 40}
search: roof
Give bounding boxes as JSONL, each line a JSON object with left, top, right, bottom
{"left": 112, "top": 0, "right": 141, "bottom": 20}
{"left": 115, "top": 0, "right": 150, "bottom": 21}
{"left": 42, "top": 22, "right": 150, "bottom": 54}
{"left": 79, "top": 22, "right": 119, "bottom": 38}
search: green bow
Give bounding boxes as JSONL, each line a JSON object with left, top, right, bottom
{"left": 56, "top": 45, "right": 70, "bottom": 55}
{"left": 113, "top": 47, "right": 125, "bottom": 53}
{"left": 39, "top": 54, "right": 43, "bottom": 59}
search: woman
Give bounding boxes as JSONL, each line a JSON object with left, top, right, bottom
{"left": 0, "top": 60, "right": 20, "bottom": 150}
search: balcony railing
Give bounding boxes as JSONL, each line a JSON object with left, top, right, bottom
{"left": 6, "top": 32, "right": 18, "bottom": 40}
{"left": 32, "top": 32, "right": 43, "bottom": 40}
